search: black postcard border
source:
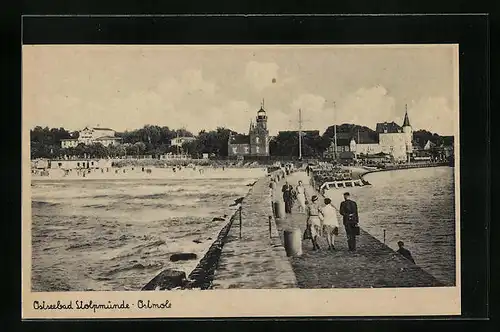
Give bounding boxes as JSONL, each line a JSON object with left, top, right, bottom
{"left": 11, "top": 13, "right": 490, "bottom": 328}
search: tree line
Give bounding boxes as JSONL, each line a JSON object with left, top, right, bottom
{"left": 30, "top": 124, "right": 453, "bottom": 160}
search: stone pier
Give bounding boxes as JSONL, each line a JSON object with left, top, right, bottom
{"left": 212, "top": 170, "right": 443, "bottom": 289}
{"left": 275, "top": 171, "right": 444, "bottom": 288}
{"left": 212, "top": 176, "right": 297, "bottom": 289}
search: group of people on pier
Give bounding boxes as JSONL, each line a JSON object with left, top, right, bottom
{"left": 302, "top": 192, "right": 360, "bottom": 252}
{"left": 270, "top": 173, "right": 361, "bottom": 252}
{"left": 269, "top": 167, "right": 416, "bottom": 263}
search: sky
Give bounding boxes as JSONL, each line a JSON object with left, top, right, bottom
{"left": 22, "top": 45, "right": 459, "bottom": 136}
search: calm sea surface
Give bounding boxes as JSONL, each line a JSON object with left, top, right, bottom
{"left": 325, "top": 167, "right": 456, "bottom": 286}
{"left": 31, "top": 168, "right": 264, "bottom": 291}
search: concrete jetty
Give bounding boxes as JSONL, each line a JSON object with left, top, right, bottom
{"left": 212, "top": 176, "right": 297, "bottom": 289}
{"left": 275, "top": 171, "right": 444, "bottom": 288}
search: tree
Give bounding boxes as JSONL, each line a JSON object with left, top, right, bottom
{"left": 269, "top": 131, "right": 328, "bottom": 157}
{"left": 88, "top": 143, "right": 108, "bottom": 158}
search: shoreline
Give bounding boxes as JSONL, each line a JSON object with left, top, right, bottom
{"left": 31, "top": 166, "right": 268, "bottom": 182}
{"left": 356, "top": 162, "right": 452, "bottom": 181}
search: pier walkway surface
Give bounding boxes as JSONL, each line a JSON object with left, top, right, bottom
{"left": 275, "top": 171, "right": 444, "bottom": 288}
{"left": 212, "top": 176, "right": 297, "bottom": 289}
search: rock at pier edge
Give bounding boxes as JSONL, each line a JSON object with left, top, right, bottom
{"left": 142, "top": 269, "right": 188, "bottom": 291}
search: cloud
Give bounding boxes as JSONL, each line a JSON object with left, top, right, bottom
{"left": 291, "top": 94, "right": 326, "bottom": 114}
{"left": 281, "top": 86, "right": 398, "bottom": 134}
{"left": 336, "top": 85, "right": 397, "bottom": 126}
{"left": 408, "top": 97, "right": 456, "bottom": 135}
{"left": 245, "top": 61, "right": 280, "bottom": 91}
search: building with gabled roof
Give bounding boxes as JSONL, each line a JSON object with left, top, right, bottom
{"left": 61, "top": 126, "right": 122, "bottom": 148}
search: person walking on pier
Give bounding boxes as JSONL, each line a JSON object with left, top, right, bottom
{"left": 282, "top": 181, "right": 295, "bottom": 214}
{"left": 397, "top": 241, "right": 415, "bottom": 264}
{"left": 304, "top": 195, "right": 322, "bottom": 250}
{"left": 320, "top": 198, "right": 340, "bottom": 250}
{"left": 339, "top": 192, "right": 360, "bottom": 252}
{"left": 295, "top": 180, "right": 306, "bottom": 213}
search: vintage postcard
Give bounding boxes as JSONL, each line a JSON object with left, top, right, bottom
{"left": 22, "top": 44, "right": 460, "bottom": 318}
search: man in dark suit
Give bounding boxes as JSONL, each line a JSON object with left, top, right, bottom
{"left": 281, "top": 181, "right": 294, "bottom": 214}
{"left": 339, "top": 192, "right": 359, "bottom": 251}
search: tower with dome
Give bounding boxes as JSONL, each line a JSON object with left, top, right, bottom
{"left": 228, "top": 100, "right": 270, "bottom": 158}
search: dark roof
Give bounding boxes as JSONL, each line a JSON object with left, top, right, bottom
{"left": 332, "top": 132, "right": 379, "bottom": 145}
{"left": 376, "top": 122, "right": 402, "bottom": 133}
{"left": 335, "top": 138, "right": 352, "bottom": 146}
{"left": 339, "top": 151, "right": 355, "bottom": 159}
{"left": 279, "top": 130, "right": 320, "bottom": 136}
{"left": 92, "top": 127, "right": 114, "bottom": 131}
{"left": 402, "top": 111, "right": 411, "bottom": 127}
{"left": 229, "top": 134, "right": 250, "bottom": 144}
{"left": 95, "top": 136, "right": 121, "bottom": 140}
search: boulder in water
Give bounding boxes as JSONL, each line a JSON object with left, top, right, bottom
{"left": 142, "top": 269, "right": 187, "bottom": 291}
{"left": 212, "top": 215, "right": 228, "bottom": 222}
{"left": 170, "top": 253, "right": 198, "bottom": 262}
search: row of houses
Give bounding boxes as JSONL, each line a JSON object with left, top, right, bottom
{"left": 60, "top": 126, "right": 196, "bottom": 149}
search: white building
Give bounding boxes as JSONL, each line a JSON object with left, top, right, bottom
{"left": 170, "top": 136, "right": 196, "bottom": 147}
{"left": 61, "top": 127, "right": 122, "bottom": 148}
{"left": 375, "top": 109, "right": 413, "bottom": 162}
{"left": 326, "top": 109, "right": 413, "bottom": 162}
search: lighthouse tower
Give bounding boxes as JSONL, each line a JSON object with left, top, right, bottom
{"left": 249, "top": 99, "right": 270, "bottom": 156}
{"left": 402, "top": 104, "right": 413, "bottom": 163}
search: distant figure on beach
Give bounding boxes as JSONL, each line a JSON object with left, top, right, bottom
{"left": 281, "top": 181, "right": 295, "bottom": 214}
{"left": 304, "top": 195, "right": 321, "bottom": 250}
{"left": 295, "top": 180, "right": 306, "bottom": 213}
{"left": 397, "top": 241, "right": 415, "bottom": 264}
{"left": 320, "top": 198, "right": 340, "bottom": 251}
{"left": 339, "top": 192, "right": 359, "bottom": 252}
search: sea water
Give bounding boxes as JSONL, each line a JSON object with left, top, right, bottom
{"left": 30, "top": 168, "right": 265, "bottom": 291}
{"left": 325, "top": 167, "right": 456, "bottom": 286}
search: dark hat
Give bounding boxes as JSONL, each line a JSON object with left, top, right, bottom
{"left": 311, "top": 195, "right": 318, "bottom": 202}
{"left": 324, "top": 198, "right": 331, "bottom": 204}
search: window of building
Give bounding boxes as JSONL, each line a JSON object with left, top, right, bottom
{"left": 255, "top": 137, "right": 260, "bottom": 144}
{"left": 58, "top": 163, "right": 62, "bottom": 167}
{"left": 232, "top": 147, "right": 237, "bottom": 153}
{"left": 244, "top": 146, "right": 249, "bottom": 153}
{"left": 256, "top": 146, "right": 260, "bottom": 153}
{"left": 77, "top": 163, "right": 80, "bottom": 167}
{"left": 91, "top": 162, "right": 94, "bottom": 165}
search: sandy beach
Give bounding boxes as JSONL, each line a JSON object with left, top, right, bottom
{"left": 31, "top": 166, "right": 268, "bottom": 181}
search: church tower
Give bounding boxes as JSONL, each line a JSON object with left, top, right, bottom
{"left": 249, "top": 99, "right": 270, "bottom": 156}
{"left": 402, "top": 104, "right": 413, "bottom": 162}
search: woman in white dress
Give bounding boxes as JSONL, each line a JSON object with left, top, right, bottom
{"left": 295, "top": 180, "right": 306, "bottom": 213}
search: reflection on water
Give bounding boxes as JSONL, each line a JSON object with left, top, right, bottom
{"left": 31, "top": 171, "right": 263, "bottom": 292}
{"left": 325, "top": 167, "right": 456, "bottom": 286}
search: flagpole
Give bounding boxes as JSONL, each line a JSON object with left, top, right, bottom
{"left": 298, "top": 108, "right": 302, "bottom": 160}
{"left": 333, "top": 101, "right": 337, "bottom": 161}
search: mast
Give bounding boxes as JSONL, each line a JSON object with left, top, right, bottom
{"left": 333, "top": 101, "right": 337, "bottom": 161}
{"left": 176, "top": 129, "right": 180, "bottom": 155}
{"left": 298, "top": 108, "right": 303, "bottom": 160}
